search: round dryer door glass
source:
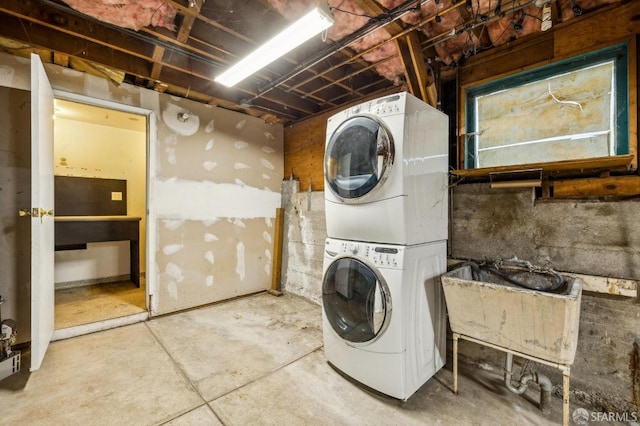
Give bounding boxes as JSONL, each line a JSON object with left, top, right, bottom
{"left": 325, "top": 116, "right": 394, "bottom": 202}
{"left": 322, "top": 257, "right": 391, "bottom": 344}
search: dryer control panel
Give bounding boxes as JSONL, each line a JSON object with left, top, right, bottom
{"left": 332, "top": 240, "right": 403, "bottom": 269}
{"left": 343, "top": 94, "right": 403, "bottom": 119}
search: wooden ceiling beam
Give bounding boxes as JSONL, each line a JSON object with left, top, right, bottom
{"left": 405, "top": 31, "right": 437, "bottom": 107}
{"left": 352, "top": 0, "right": 435, "bottom": 106}
{"left": 0, "top": 11, "right": 317, "bottom": 119}
{"left": 151, "top": 0, "right": 203, "bottom": 88}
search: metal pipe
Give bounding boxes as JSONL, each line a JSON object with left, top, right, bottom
{"left": 504, "top": 353, "right": 554, "bottom": 413}
{"left": 537, "top": 372, "right": 553, "bottom": 414}
{"left": 504, "top": 353, "right": 533, "bottom": 394}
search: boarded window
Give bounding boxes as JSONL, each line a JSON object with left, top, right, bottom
{"left": 465, "top": 44, "right": 628, "bottom": 169}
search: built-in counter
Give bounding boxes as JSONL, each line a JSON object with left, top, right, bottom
{"left": 54, "top": 216, "right": 141, "bottom": 287}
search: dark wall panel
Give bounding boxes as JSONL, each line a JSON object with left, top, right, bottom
{"left": 55, "top": 176, "right": 127, "bottom": 216}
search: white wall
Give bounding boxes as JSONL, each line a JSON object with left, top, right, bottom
{"left": 53, "top": 118, "right": 146, "bottom": 285}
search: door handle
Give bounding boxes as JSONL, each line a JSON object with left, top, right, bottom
{"left": 19, "top": 208, "right": 54, "bottom": 222}
{"left": 19, "top": 208, "right": 37, "bottom": 217}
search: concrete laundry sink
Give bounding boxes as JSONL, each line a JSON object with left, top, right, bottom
{"left": 441, "top": 262, "right": 582, "bottom": 365}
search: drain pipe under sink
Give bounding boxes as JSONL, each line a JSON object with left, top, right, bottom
{"left": 504, "top": 353, "right": 553, "bottom": 414}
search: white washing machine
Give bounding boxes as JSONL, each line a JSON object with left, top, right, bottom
{"left": 324, "top": 92, "right": 449, "bottom": 245}
{"left": 322, "top": 237, "right": 447, "bottom": 400}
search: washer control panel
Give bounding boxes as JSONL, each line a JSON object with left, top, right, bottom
{"left": 331, "top": 240, "right": 403, "bottom": 268}
{"left": 343, "top": 94, "right": 403, "bottom": 119}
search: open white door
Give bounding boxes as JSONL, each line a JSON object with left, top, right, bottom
{"left": 30, "top": 53, "right": 55, "bottom": 371}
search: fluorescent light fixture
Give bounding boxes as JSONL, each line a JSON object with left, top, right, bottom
{"left": 215, "top": 5, "right": 334, "bottom": 87}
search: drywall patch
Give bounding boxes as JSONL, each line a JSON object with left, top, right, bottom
{"left": 166, "top": 147, "right": 177, "bottom": 164}
{"left": 234, "top": 162, "right": 250, "bottom": 169}
{"left": 205, "top": 250, "right": 215, "bottom": 264}
{"left": 139, "top": 85, "right": 161, "bottom": 112}
{"left": 205, "top": 119, "right": 214, "bottom": 133}
{"left": 203, "top": 161, "right": 218, "bottom": 171}
{"left": 235, "top": 178, "right": 246, "bottom": 186}
{"left": 233, "top": 218, "right": 246, "bottom": 228}
{"left": 0, "top": 66, "right": 14, "bottom": 86}
{"left": 262, "top": 146, "right": 276, "bottom": 154}
{"left": 265, "top": 217, "right": 273, "bottom": 228}
{"left": 163, "top": 219, "right": 184, "bottom": 230}
{"left": 264, "top": 131, "right": 275, "bottom": 140}
{"left": 204, "top": 233, "right": 219, "bottom": 242}
{"left": 83, "top": 73, "right": 110, "bottom": 99}
{"left": 263, "top": 231, "right": 272, "bottom": 244}
{"left": 262, "top": 174, "right": 271, "bottom": 180}
{"left": 163, "top": 244, "right": 184, "bottom": 255}
{"left": 236, "top": 241, "right": 246, "bottom": 280}
{"left": 234, "top": 141, "right": 249, "bottom": 149}
{"left": 166, "top": 262, "right": 184, "bottom": 282}
{"left": 162, "top": 103, "right": 199, "bottom": 136}
{"left": 265, "top": 249, "right": 272, "bottom": 261}
{"left": 205, "top": 139, "right": 214, "bottom": 150}
{"left": 261, "top": 158, "right": 275, "bottom": 170}
{"left": 206, "top": 275, "right": 214, "bottom": 287}
{"left": 236, "top": 119, "right": 246, "bottom": 130}
{"left": 167, "top": 281, "right": 178, "bottom": 300}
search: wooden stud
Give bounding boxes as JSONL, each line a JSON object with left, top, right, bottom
{"left": 268, "top": 208, "right": 284, "bottom": 297}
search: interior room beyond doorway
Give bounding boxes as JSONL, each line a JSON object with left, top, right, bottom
{"left": 53, "top": 99, "right": 147, "bottom": 330}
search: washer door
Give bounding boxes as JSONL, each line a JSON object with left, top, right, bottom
{"left": 322, "top": 257, "right": 391, "bottom": 344}
{"left": 325, "top": 115, "right": 394, "bottom": 203}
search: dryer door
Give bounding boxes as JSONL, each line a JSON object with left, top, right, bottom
{"left": 325, "top": 115, "right": 394, "bottom": 203}
{"left": 322, "top": 257, "right": 391, "bottom": 344}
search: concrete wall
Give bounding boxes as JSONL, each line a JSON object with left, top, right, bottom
{"left": 280, "top": 183, "right": 640, "bottom": 414}
{"left": 0, "top": 51, "right": 284, "bottom": 321}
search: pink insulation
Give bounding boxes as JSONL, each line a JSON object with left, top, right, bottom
{"left": 268, "top": 0, "right": 405, "bottom": 83}
{"left": 266, "top": 0, "right": 622, "bottom": 84}
{"left": 557, "top": 0, "right": 621, "bottom": 22}
{"left": 485, "top": 6, "right": 541, "bottom": 47}
{"left": 61, "top": 0, "right": 176, "bottom": 31}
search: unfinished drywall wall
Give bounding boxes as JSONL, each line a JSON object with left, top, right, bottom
{"left": 53, "top": 116, "right": 146, "bottom": 286}
{"left": 153, "top": 102, "right": 283, "bottom": 314}
{"left": 0, "top": 50, "right": 283, "bottom": 319}
{"left": 0, "top": 86, "right": 31, "bottom": 344}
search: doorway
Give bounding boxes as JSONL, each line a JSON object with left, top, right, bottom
{"left": 52, "top": 99, "right": 148, "bottom": 331}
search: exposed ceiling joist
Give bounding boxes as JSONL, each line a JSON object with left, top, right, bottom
{"left": 0, "top": 0, "right": 617, "bottom": 124}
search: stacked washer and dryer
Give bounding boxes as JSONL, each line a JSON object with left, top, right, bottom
{"left": 321, "top": 92, "right": 449, "bottom": 400}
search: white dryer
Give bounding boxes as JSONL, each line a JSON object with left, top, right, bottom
{"left": 324, "top": 92, "right": 449, "bottom": 245}
{"left": 322, "top": 237, "right": 447, "bottom": 400}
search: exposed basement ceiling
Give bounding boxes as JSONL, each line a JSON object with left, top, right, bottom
{"left": 0, "top": 0, "right": 621, "bottom": 124}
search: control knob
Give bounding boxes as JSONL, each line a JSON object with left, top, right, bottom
{"left": 347, "top": 243, "right": 359, "bottom": 255}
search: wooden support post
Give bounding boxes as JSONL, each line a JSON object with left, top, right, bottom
{"left": 563, "top": 368, "right": 571, "bottom": 426}
{"left": 268, "top": 207, "right": 284, "bottom": 296}
{"left": 453, "top": 333, "right": 459, "bottom": 394}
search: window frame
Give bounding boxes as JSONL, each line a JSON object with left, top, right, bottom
{"left": 463, "top": 43, "right": 629, "bottom": 170}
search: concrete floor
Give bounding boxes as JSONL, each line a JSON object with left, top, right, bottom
{"left": 3, "top": 292, "right": 575, "bottom": 425}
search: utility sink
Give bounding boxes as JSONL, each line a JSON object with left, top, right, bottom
{"left": 441, "top": 263, "right": 582, "bottom": 365}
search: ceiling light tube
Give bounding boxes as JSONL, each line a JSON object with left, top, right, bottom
{"left": 215, "top": 5, "right": 334, "bottom": 87}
